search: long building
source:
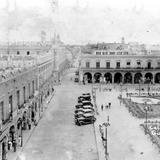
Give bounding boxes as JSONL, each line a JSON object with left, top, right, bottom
{"left": 79, "top": 43, "right": 160, "bottom": 84}
{"left": 0, "top": 40, "right": 72, "bottom": 159}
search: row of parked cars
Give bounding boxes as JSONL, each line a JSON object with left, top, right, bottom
{"left": 74, "top": 93, "right": 96, "bottom": 126}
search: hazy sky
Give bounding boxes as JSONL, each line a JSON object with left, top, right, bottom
{"left": 1, "top": 0, "right": 160, "bottom": 44}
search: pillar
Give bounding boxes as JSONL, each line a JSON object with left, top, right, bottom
{"left": 112, "top": 73, "right": 114, "bottom": 84}
{"left": 132, "top": 73, "right": 135, "bottom": 84}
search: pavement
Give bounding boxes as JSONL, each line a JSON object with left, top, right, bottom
{"left": 10, "top": 70, "right": 99, "bottom": 160}
{"left": 7, "top": 69, "right": 160, "bottom": 160}
{"left": 94, "top": 85, "right": 160, "bottom": 160}
{"left": 7, "top": 93, "right": 54, "bottom": 160}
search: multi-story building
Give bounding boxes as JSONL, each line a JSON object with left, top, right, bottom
{"left": 0, "top": 51, "right": 55, "bottom": 159}
{"left": 79, "top": 43, "right": 160, "bottom": 84}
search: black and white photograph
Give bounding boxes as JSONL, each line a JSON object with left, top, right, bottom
{"left": 1, "top": 0, "right": 160, "bottom": 160}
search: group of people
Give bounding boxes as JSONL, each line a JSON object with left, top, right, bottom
{"left": 101, "top": 102, "right": 111, "bottom": 111}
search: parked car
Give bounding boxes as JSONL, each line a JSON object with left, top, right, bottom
{"left": 75, "top": 112, "right": 94, "bottom": 118}
{"left": 82, "top": 93, "right": 91, "bottom": 96}
{"left": 82, "top": 104, "right": 94, "bottom": 109}
{"left": 82, "top": 101, "right": 93, "bottom": 106}
{"left": 77, "top": 97, "right": 84, "bottom": 103}
{"left": 74, "top": 108, "right": 94, "bottom": 114}
{"left": 75, "top": 104, "right": 83, "bottom": 109}
{"left": 75, "top": 115, "right": 96, "bottom": 126}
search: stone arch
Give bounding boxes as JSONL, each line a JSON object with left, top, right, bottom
{"left": 144, "top": 72, "right": 153, "bottom": 83}
{"left": 94, "top": 72, "right": 102, "bottom": 83}
{"left": 114, "top": 72, "right": 122, "bottom": 83}
{"left": 104, "top": 72, "right": 112, "bottom": 83}
{"left": 134, "top": 72, "right": 142, "bottom": 84}
{"left": 124, "top": 72, "right": 132, "bottom": 83}
{"left": 155, "top": 73, "right": 160, "bottom": 83}
{"left": 83, "top": 72, "right": 92, "bottom": 83}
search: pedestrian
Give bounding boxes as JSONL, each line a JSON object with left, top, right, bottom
{"left": 18, "top": 136, "right": 22, "bottom": 147}
{"left": 12, "top": 139, "right": 17, "bottom": 152}
{"left": 8, "top": 140, "right": 12, "bottom": 150}
{"left": 101, "top": 104, "right": 104, "bottom": 111}
{"left": 108, "top": 102, "right": 111, "bottom": 109}
{"left": 105, "top": 105, "right": 108, "bottom": 109}
{"left": 27, "top": 118, "right": 31, "bottom": 130}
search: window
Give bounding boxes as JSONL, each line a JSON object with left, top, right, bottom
{"left": 86, "top": 62, "right": 90, "bottom": 68}
{"left": 9, "top": 95, "right": 13, "bottom": 114}
{"left": 124, "top": 52, "right": 128, "bottom": 55}
{"left": 96, "top": 52, "right": 101, "bottom": 55}
{"left": 0, "top": 101, "right": 4, "bottom": 121}
{"left": 96, "top": 62, "right": 100, "bottom": 68}
{"left": 16, "top": 90, "right": 20, "bottom": 106}
{"left": 110, "top": 52, "right": 115, "bottom": 55}
{"left": 137, "top": 61, "right": 141, "bottom": 65}
{"left": 116, "top": 62, "right": 120, "bottom": 68}
{"left": 157, "top": 62, "right": 160, "bottom": 68}
{"left": 117, "top": 52, "right": 122, "bottom": 55}
{"left": 126, "top": 62, "right": 131, "bottom": 66}
{"left": 147, "top": 62, "right": 151, "bottom": 69}
{"left": 32, "top": 81, "right": 34, "bottom": 94}
{"left": 17, "top": 51, "right": 20, "bottom": 55}
{"left": 23, "top": 87, "right": 26, "bottom": 102}
{"left": 28, "top": 83, "right": 31, "bottom": 97}
{"left": 106, "top": 62, "right": 110, "bottom": 68}
{"left": 27, "top": 51, "right": 30, "bottom": 55}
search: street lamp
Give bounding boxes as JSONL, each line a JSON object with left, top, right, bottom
{"left": 102, "top": 116, "right": 110, "bottom": 160}
{"left": 143, "top": 102, "right": 153, "bottom": 135}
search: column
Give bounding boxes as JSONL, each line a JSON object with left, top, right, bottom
{"left": 112, "top": 73, "right": 114, "bottom": 84}
{"left": 152, "top": 73, "right": 155, "bottom": 84}
{"left": 121, "top": 72, "right": 124, "bottom": 84}
{"left": 132, "top": 73, "right": 135, "bottom": 84}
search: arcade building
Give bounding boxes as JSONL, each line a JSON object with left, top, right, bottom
{"left": 79, "top": 46, "right": 160, "bottom": 84}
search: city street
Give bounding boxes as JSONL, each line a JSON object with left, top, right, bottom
{"left": 17, "top": 71, "right": 98, "bottom": 160}
{"left": 95, "top": 88, "right": 160, "bottom": 160}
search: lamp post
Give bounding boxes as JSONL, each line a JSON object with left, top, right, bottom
{"left": 144, "top": 103, "right": 152, "bottom": 135}
{"left": 102, "top": 116, "right": 110, "bottom": 160}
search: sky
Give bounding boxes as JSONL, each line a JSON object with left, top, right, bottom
{"left": 1, "top": 0, "right": 160, "bottom": 44}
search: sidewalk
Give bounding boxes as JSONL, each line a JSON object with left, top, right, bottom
{"left": 7, "top": 92, "right": 55, "bottom": 160}
{"left": 93, "top": 88, "right": 160, "bottom": 160}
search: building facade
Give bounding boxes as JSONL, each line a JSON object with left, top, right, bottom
{"left": 79, "top": 49, "right": 160, "bottom": 84}
{"left": 0, "top": 54, "right": 54, "bottom": 160}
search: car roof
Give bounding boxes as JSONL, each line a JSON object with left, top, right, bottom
{"left": 76, "top": 108, "right": 94, "bottom": 111}
{"left": 82, "top": 100, "right": 91, "bottom": 103}
{"left": 83, "top": 105, "right": 92, "bottom": 107}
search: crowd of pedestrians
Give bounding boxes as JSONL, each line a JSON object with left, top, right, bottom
{"left": 101, "top": 102, "right": 111, "bottom": 111}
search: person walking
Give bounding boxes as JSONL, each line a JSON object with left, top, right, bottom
{"left": 101, "top": 104, "right": 104, "bottom": 111}
{"left": 12, "top": 139, "right": 17, "bottom": 152}
{"left": 27, "top": 118, "right": 31, "bottom": 130}
{"left": 108, "top": 102, "right": 111, "bottom": 109}
{"left": 105, "top": 105, "right": 108, "bottom": 109}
